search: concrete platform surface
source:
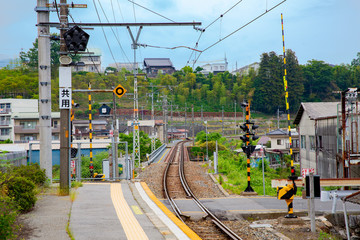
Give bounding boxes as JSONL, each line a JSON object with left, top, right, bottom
{"left": 69, "top": 182, "right": 165, "bottom": 240}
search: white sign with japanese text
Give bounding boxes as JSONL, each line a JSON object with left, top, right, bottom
{"left": 59, "top": 87, "right": 72, "bottom": 109}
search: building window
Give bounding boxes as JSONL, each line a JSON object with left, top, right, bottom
{"left": 20, "top": 134, "right": 36, "bottom": 141}
{"left": 301, "top": 135, "right": 306, "bottom": 149}
{"left": 0, "top": 116, "right": 10, "bottom": 125}
{"left": 292, "top": 139, "right": 299, "bottom": 148}
{"left": 20, "top": 121, "right": 36, "bottom": 129}
{"left": 0, "top": 128, "right": 10, "bottom": 136}
{"left": 309, "top": 136, "right": 315, "bottom": 151}
{"left": 52, "top": 120, "right": 58, "bottom": 128}
{"left": 277, "top": 139, "right": 282, "bottom": 145}
{"left": 0, "top": 103, "right": 11, "bottom": 109}
{"left": 52, "top": 134, "right": 59, "bottom": 140}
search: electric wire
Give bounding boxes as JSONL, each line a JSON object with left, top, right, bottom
{"left": 97, "top": 0, "right": 131, "bottom": 65}
{"left": 192, "top": 0, "right": 287, "bottom": 68}
{"left": 53, "top": 0, "right": 61, "bottom": 21}
{"left": 139, "top": 44, "right": 202, "bottom": 52}
{"left": 127, "top": 0, "right": 176, "bottom": 23}
{"left": 92, "top": 0, "right": 120, "bottom": 70}
{"left": 186, "top": 0, "right": 244, "bottom": 66}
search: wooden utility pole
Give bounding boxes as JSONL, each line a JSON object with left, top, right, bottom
{"left": 59, "top": 0, "right": 70, "bottom": 194}
{"left": 37, "top": 0, "right": 52, "bottom": 181}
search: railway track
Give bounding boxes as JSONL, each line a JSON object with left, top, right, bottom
{"left": 163, "top": 141, "right": 243, "bottom": 240}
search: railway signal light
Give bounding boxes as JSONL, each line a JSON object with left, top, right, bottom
{"left": 63, "top": 26, "right": 89, "bottom": 53}
{"left": 239, "top": 100, "right": 259, "bottom": 194}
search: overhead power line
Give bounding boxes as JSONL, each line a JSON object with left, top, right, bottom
{"left": 187, "top": 0, "right": 244, "bottom": 65}
{"left": 192, "top": 0, "right": 287, "bottom": 68}
{"left": 138, "top": 43, "right": 202, "bottom": 52}
{"left": 92, "top": 0, "right": 120, "bottom": 70}
{"left": 127, "top": 0, "right": 176, "bottom": 23}
{"left": 97, "top": 0, "right": 131, "bottom": 64}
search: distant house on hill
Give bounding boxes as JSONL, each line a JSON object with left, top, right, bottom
{"left": 143, "top": 58, "right": 175, "bottom": 77}
{"left": 231, "top": 62, "right": 259, "bottom": 76}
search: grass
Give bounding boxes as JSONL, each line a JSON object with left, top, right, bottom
{"left": 215, "top": 150, "right": 301, "bottom": 196}
{"left": 71, "top": 181, "right": 83, "bottom": 189}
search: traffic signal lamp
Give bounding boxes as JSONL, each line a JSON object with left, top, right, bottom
{"left": 240, "top": 135, "right": 249, "bottom": 142}
{"left": 252, "top": 125, "right": 259, "bottom": 130}
{"left": 63, "top": 26, "right": 89, "bottom": 53}
{"left": 240, "top": 123, "right": 248, "bottom": 132}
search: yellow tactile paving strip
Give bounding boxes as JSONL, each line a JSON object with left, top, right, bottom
{"left": 110, "top": 183, "right": 149, "bottom": 240}
{"left": 140, "top": 182, "right": 202, "bottom": 240}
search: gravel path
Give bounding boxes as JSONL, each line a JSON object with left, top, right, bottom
{"left": 17, "top": 188, "right": 71, "bottom": 240}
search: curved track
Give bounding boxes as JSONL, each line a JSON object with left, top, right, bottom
{"left": 163, "top": 141, "right": 243, "bottom": 240}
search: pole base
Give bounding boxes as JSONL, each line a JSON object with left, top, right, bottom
{"left": 244, "top": 185, "right": 255, "bottom": 192}
{"left": 285, "top": 214, "right": 297, "bottom": 218}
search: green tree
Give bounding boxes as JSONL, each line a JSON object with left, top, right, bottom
{"left": 253, "top": 52, "right": 283, "bottom": 114}
{"left": 284, "top": 49, "right": 305, "bottom": 112}
{"left": 302, "top": 60, "right": 336, "bottom": 101}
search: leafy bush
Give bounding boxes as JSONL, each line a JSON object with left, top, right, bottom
{"left": 0, "top": 196, "right": 19, "bottom": 240}
{"left": 13, "top": 163, "right": 46, "bottom": 186}
{"left": 81, "top": 151, "right": 108, "bottom": 178}
{"left": 6, "top": 177, "right": 37, "bottom": 212}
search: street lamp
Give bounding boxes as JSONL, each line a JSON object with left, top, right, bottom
{"left": 205, "top": 120, "right": 208, "bottom": 161}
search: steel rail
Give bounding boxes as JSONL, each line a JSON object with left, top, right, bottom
{"left": 163, "top": 142, "right": 185, "bottom": 222}
{"left": 178, "top": 143, "right": 243, "bottom": 240}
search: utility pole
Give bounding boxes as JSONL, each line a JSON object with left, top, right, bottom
{"left": 59, "top": 0, "right": 70, "bottom": 194}
{"left": 222, "top": 106, "right": 224, "bottom": 135}
{"left": 151, "top": 84, "right": 155, "bottom": 153}
{"left": 235, "top": 101, "right": 237, "bottom": 135}
{"left": 185, "top": 103, "right": 187, "bottom": 137}
{"left": 170, "top": 102, "right": 173, "bottom": 143}
{"left": 192, "top": 104, "right": 195, "bottom": 146}
{"left": 201, "top": 105, "right": 203, "bottom": 124}
{"left": 37, "top": 0, "right": 52, "bottom": 181}
{"left": 277, "top": 107, "right": 280, "bottom": 129}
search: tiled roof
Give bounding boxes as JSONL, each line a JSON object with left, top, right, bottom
{"left": 267, "top": 129, "right": 288, "bottom": 135}
{"left": 144, "top": 58, "right": 173, "bottom": 67}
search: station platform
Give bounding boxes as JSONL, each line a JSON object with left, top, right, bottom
{"left": 68, "top": 181, "right": 360, "bottom": 240}
{"left": 69, "top": 181, "right": 198, "bottom": 240}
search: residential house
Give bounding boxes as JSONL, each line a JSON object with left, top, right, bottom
{"left": 73, "top": 120, "right": 109, "bottom": 140}
{"left": 72, "top": 48, "right": 102, "bottom": 72}
{"left": 200, "top": 59, "right": 228, "bottom": 75}
{"left": 167, "top": 127, "right": 188, "bottom": 140}
{"left": 293, "top": 102, "right": 360, "bottom": 178}
{"left": 12, "top": 112, "right": 60, "bottom": 142}
{"left": 231, "top": 62, "right": 259, "bottom": 76}
{"left": 265, "top": 128, "right": 299, "bottom": 166}
{"left": 0, "top": 99, "right": 38, "bottom": 142}
{"left": 126, "top": 120, "right": 164, "bottom": 142}
{"left": 143, "top": 58, "right": 175, "bottom": 77}
{"left": 107, "top": 62, "right": 140, "bottom": 72}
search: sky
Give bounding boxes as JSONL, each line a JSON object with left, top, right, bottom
{"left": 1, "top": 0, "right": 360, "bottom": 70}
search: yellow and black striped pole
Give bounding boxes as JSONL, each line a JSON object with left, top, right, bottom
{"left": 88, "top": 83, "right": 94, "bottom": 178}
{"left": 281, "top": 13, "right": 296, "bottom": 179}
{"left": 281, "top": 13, "right": 297, "bottom": 218}
{"left": 243, "top": 100, "right": 255, "bottom": 192}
